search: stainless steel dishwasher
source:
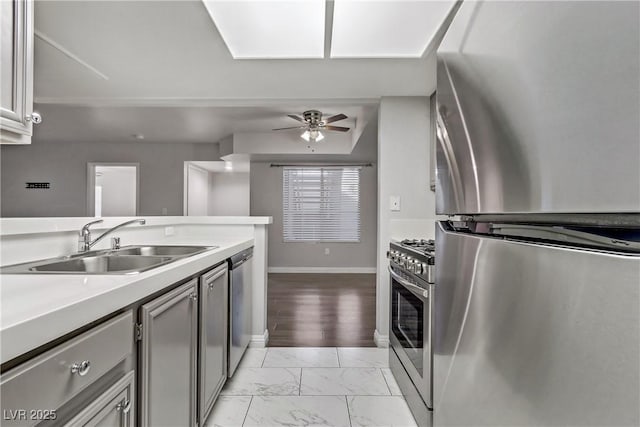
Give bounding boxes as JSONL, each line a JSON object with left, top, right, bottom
{"left": 228, "top": 247, "right": 253, "bottom": 377}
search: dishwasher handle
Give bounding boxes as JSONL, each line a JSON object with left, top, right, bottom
{"left": 229, "top": 247, "right": 253, "bottom": 269}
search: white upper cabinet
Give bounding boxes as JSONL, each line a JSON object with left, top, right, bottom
{"left": 1, "top": 0, "right": 36, "bottom": 144}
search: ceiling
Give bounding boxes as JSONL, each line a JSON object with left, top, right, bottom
{"left": 31, "top": 0, "right": 449, "bottom": 151}
{"left": 34, "top": 1, "right": 443, "bottom": 102}
{"left": 32, "top": 102, "right": 375, "bottom": 145}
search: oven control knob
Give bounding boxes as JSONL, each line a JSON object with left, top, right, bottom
{"left": 414, "top": 262, "right": 423, "bottom": 274}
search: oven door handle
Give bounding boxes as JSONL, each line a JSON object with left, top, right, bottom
{"left": 388, "top": 265, "right": 429, "bottom": 299}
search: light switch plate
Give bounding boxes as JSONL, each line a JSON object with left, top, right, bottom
{"left": 390, "top": 196, "right": 401, "bottom": 211}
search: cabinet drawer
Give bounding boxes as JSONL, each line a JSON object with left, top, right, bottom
{"left": 64, "top": 371, "right": 135, "bottom": 427}
{"left": 1, "top": 311, "right": 133, "bottom": 426}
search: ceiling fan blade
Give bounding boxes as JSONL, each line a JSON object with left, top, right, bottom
{"left": 323, "top": 125, "right": 350, "bottom": 132}
{"left": 322, "top": 113, "right": 347, "bottom": 124}
{"left": 272, "top": 125, "right": 307, "bottom": 131}
{"left": 287, "top": 114, "right": 306, "bottom": 123}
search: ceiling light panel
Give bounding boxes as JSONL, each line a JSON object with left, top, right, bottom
{"left": 331, "top": 0, "right": 456, "bottom": 58}
{"left": 202, "top": 0, "right": 325, "bottom": 59}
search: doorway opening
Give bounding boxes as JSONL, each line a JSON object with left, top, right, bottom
{"left": 87, "top": 163, "right": 139, "bottom": 217}
{"left": 183, "top": 161, "right": 250, "bottom": 216}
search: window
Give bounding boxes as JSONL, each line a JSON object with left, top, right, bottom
{"left": 283, "top": 167, "right": 361, "bottom": 242}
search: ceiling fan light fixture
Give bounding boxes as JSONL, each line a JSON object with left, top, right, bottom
{"left": 301, "top": 129, "right": 324, "bottom": 142}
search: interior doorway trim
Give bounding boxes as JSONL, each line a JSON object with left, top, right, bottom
{"left": 87, "top": 162, "right": 140, "bottom": 217}
{"left": 183, "top": 162, "right": 210, "bottom": 216}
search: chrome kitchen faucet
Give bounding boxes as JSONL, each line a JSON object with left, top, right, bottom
{"left": 78, "top": 219, "right": 146, "bottom": 252}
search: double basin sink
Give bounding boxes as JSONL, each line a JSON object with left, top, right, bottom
{"left": 1, "top": 245, "right": 216, "bottom": 275}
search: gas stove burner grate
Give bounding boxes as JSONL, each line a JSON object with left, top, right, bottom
{"left": 400, "top": 239, "right": 435, "bottom": 253}
{"left": 401, "top": 239, "right": 435, "bottom": 246}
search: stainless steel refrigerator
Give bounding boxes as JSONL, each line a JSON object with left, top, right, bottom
{"left": 434, "top": 1, "right": 640, "bottom": 426}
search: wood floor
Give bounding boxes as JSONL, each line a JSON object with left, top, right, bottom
{"left": 267, "top": 273, "right": 377, "bottom": 347}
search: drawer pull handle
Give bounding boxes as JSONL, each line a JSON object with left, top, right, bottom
{"left": 70, "top": 360, "right": 91, "bottom": 376}
{"left": 116, "top": 399, "right": 132, "bottom": 414}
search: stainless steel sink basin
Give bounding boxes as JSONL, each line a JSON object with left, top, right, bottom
{"left": 1, "top": 245, "right": 216, "bottom": 275}
{"left": 29, "top": 255, "right": 174, "bottom": 274}
{"left": 112, "top": 245, "right": 212, "bottom": 257}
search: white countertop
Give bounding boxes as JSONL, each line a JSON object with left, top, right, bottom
{"left": 0, "top": 216, "right": 272, "bottom": 236}
{"left": 0, "top": 237, "right": 253, "bottom": 364}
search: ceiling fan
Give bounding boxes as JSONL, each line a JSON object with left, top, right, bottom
{"left": 272, "top": 110, "right": 350, "bottom": 142}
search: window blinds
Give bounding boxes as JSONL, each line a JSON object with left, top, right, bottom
{"left": 283, "top": 167, "right": 361, "bottom": 242}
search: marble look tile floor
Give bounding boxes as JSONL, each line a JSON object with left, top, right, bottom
{"left": 206, "top": 347, "right": 417, "bottom": 427}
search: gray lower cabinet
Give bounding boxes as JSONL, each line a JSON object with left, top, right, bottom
{"left": 64, "top": 371, "right": 135, "bottom": 427}
{"left": 0, "top": 311, "right": 134, "bottom": 427}
{"left": 139, "top": 279, "right": 198, "bottom": 427}
{"left": 1, "top": 259, "right": 235, "bottom": 427}
{"left": 198, "top": 263, "right": 228, "bottom": 426}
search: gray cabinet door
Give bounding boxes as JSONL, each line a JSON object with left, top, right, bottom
{"left": 64, "top": 371, "right": 135, "bottom": 427}
{"left": 0, "top": 0, "right": 34, "bottom": 144}
{"left": 199, "top": 263, "right": 228, "bottom": 426}
{"left": 140, "top": 280, "right": 198, "bottom": 427}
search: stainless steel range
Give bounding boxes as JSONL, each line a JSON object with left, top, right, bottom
{"left": 387, "top": 239, "right": 435, "bottom": 427}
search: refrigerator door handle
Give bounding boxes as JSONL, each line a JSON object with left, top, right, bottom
{"left": 388, "top": 265, "right": 429, "bottom": 300}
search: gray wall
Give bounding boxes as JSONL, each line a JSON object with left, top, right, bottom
{"left": 1, "top": 139, "right": 219, "bottom": 217}
{"left": 250, "top": 122, "right": 378, "bottom": 269}
{"left": 376, "top": 96, "right": 434, "bottom": 338}
{"left": 208, "top": 171, "right": 250, "bottom": 216}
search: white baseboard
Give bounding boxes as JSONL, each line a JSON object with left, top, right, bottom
{"left": 374, "top": 330, "right": 389, "bottom": 348}
{"left": 249, "top": 329, "right": 269, "bottom": 348}
{"left": 268, "top": 267, "right": 377, "bottom": 274}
